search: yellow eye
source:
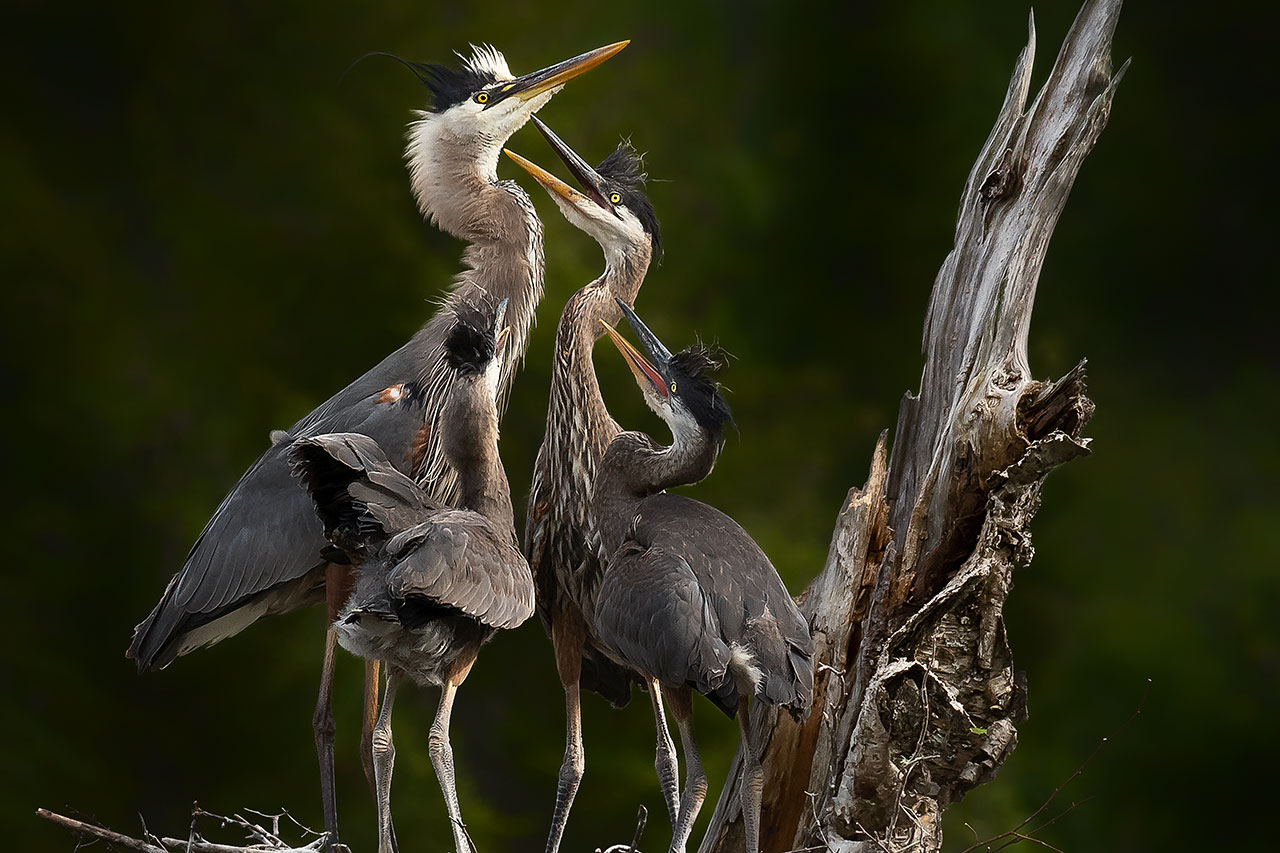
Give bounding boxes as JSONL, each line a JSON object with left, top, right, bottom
{"left": 609, "top": 192, "right": 622, "bottom": 204}
{"left": 670, "top": 381, "right": 677, "bottom": 393}
{"left": 475, "top": 91, "right": 489, "bottom": 104}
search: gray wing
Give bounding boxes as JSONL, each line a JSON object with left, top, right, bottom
{"left": 289, "top": 432, "right": 439, "bottom": 558}
{"left": 386, "top": 511, "right": 534, "bottom": 631}
{"left": 128, "top": 330, "right": 442, "bottom": 671}
{"left": 594, "top": 542, "right": 738, "bottom": 714}
{"left": 631, "top": 494, "right": 815, "bottom": 714}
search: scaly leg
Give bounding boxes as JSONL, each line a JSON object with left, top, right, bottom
{"left": 361, "top": 659, "right": 381, "bottom": 792}
{"left": 317, "top": 561, "right": 357, "bottom": 850}
{"left": 737, "top": 697, "right": 764, "bottom": 853}
{"left": 372, "top": 670, "right": 401, "bottom": 853}
{"left": 546, "top": 613, "right": 586, "bottom": 853}
{"left": 648, "top": 679, "right": 681, "bottom": 830}
{"left": 430, "top": 654, "right": 477, "bottom": 853}
{"left": 313, "top": 628, "right": 340, "bottom": 850}
{"left": 666, "top": 686, "right": 706, "bottom": 853}
{"left": 362, "top": 659, "right": 397, "bottom": 853}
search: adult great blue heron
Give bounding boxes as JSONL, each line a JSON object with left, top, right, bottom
{"left": 290, "top": 302, "right": 532, "bottom": 853}
{"left": 126, "top": 40, "right": 626, "bottom": 845}
{"left": 593, "top": 302, "right": 814, "bottom": 853}
{"left": 504, "top": 119, "right": 661, "bottom": 853}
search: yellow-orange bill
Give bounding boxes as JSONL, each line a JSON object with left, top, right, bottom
{"left": 503, "top": 149, "right": 585, "bottom": 205}
{"left": 600, "top": 319, "right": 668, "bottom": 397}
{"left": 505, "top": 40, "right": 630, "bottom": 102}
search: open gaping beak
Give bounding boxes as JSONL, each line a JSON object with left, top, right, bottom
{"left": 615, "top": 297, "right": 674, "bottom": 368}
{"left": 487, "top": 41, "right": 629, "bottom": 108}
{"left": 504, "top": 117, "right": 613, "bottom": 212}
{"left": 600, "top": 319, "right": 669, "bottom": 399}
{"left": 531, "top": 117, "right": 614, "bottom": 211}
{"left": 503, "top": 149, "right": 586, "bottom": 207}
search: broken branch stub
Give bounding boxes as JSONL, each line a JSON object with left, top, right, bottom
{"left": 699, "top": 2, "right": 1122, "bottom": 852}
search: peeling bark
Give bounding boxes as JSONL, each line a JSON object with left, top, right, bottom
{"left": 698, "top": 2, "right": 1122, "bottom": 851}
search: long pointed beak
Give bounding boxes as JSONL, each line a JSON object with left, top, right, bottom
{"left": 600, "top": 320, "right": 669, "bottom": 399}
{"left": 530, "top": 116, "right": 612, "bottom": 212}
{"left": 503, "top": 148, "right": 587, "bottom": 206}
{"left": 494, "top": 325, "right": 512, "bottom": 354}
{"left": 615, "top": 298, "right": 674, "bottom": 368}
{"left": 489, "top": 41, "right": 629, "bottom": 107}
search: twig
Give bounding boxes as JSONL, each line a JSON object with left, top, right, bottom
{"left": 886, "top": 646, "right": 938, "bottom": 847}
{"left": 958, "top": 679, "right": 1152, "bottom": 853}
{"left": 38, "top": 805, "right": 332, "bottom": 853}
{"left": 37, "top": 809, "right": 166, "bottom": 853}
{"left": 599, "top": 805, "right": 649, "bottom": 853}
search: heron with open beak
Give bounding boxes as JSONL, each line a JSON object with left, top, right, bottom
{"left": 505, "top": 119, "right": 663, "bottom": 853}
{"left": 128, "top": 41, "right": 627, "bottom": 849}
{"left": 593, "top": 303, "right": 815, "bottom": 853}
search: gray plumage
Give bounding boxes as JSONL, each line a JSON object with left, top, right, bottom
{"left": 593, "top": 491, "right": 813, "bottom": 717}
{"left": 290, "top": 300, "right": 532, "bottom": 853}
{"left": 590, "top": 304, "right": 813, "bottom": 853}
{"left": 291, "top": 432, "right": 532, "bottom": 685}
{"left": 128, "top": 184, "right": 542, "bottom": 670}
{"left": 125, "top": 41, "right": 626, "bottom": 852}
{"left": 128, "top": 39, "right": 629, "bottom": 671}
{"left": 505, "top": 122, "right": 659, "bottom": 853}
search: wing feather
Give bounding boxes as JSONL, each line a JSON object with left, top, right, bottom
{"left": 594, "top": 543, "right": 735, "bottom": 713}
{"left": 387, "top": 513, "right": 533, "bottom": 630}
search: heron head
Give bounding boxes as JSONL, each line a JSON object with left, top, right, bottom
{"left": 600, "top": 299, "right": 732, "bottom": 444}
{"left": 504, "top": 118, "right": 661, "bottom": 267}
{"left": 395, "top": 43, "right": 627, "bottom": 192}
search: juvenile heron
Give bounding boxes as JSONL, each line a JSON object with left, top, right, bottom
{"left": 593, "top": 302, "right": 814, "bottom": 853}
{"left": 290, "top": 301, "right": 533, "bottom": 853}
{"left": 126, "top": 40, "right": 626, "bottom": 845}
{"left": 504, "top": 119, "right": 661, "bottom": 853}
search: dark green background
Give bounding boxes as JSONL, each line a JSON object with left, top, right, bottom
{"left": 4, "top": 1, "right": 1275, "bottom": 850}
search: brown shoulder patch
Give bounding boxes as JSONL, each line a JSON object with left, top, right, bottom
{"left": 376, "top": 383, "right": 407, "bottom": 404}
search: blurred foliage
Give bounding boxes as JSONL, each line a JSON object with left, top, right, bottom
{"left": 2, "top": 1, "right": 1276, "bottom": 851}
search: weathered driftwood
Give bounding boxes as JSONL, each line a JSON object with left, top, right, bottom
{"left": 698, "top": 2, "right": 1124, "bottom": 851}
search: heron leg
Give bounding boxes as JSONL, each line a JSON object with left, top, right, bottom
{"left": 430, "top": 653, "right": 477, "bottom": 853}
{"left": 313, "top": 627, "right": 340, "bottom": 849}
{"left": 648, "top": 679, "right": 681, "bottom": 830}
{"left": 545, "top": 612, "right": 586, "bottom": 853}
{"left": 372, "top": 669, "right": 401, "bottom": 853}
{"left": 737, "top": 697, "right": 764, "bottom": 853}
{"left": 317, "top": 561, "right": 358, "bottom": 850}
{"left": 665, "top": 686, "right": 706, "bottom": 853}
{"left": 361, "top": 659, "right": 398, "bottom": 853}
{"left": 361, "top": 659, "right": 381, "bottom": 791}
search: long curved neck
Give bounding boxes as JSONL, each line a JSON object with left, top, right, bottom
{"left": 459, "top": 451, "right": 516, "bottom": 546}
{"left": 592, "top": 422, "right": 720, "bottom": 553}
{"left": 407, "top": 115, "right": 545, "bottom": 366}
{"left": 399, "top": 119, "right": 545, "bottom": 506}
{"left": 537, "top": 246, "right": 651, "bottom": 505}
{"left": 445, "top": 387, "right": 517, "bottom": 544}
{"left": 408, "top": 115, "right": 507, "bottom": 241}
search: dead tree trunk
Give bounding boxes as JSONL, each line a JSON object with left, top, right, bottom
{"left": 698, "top": 2, "right": 1125, "bottom": 851}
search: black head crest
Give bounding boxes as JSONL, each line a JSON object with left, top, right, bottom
{"left": 669, "top": 345, "right": 733, "bottom": 437}
{"left": 444, "top": 303, "right": 497, "bottom": 376}
{"left": 597, "top": 142, "right": 663, "bottom": 264}
{"left": 349, "top": 49, "right": 500, "bottom": 112}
